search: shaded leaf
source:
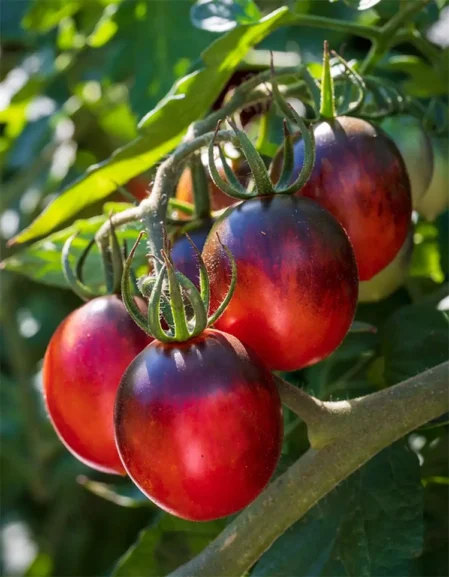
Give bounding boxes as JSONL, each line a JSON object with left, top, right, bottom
{"left": 252, "top": 442, "right": 423, "bottom": 577}
{"left": 342, "top": 0, "right": 382, "bottom": 10}
{"left": 113, "top": 515, "right": 227, "bottom": 576}
{"left": 11, "top": 7, "right": 291, "bottom": 245}
{"left": 383, "top": 303, "right": 449, "bottom": 386}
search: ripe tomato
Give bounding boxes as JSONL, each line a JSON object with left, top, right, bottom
{"left": 43, "top": 295, "right": 152, "bottom": 475}
{"left": 271, "top": 116, "right": 412, "bottom": 280}
{"left": 202, "top": 195, "right": 358, "bottom": 372}
{"left": 359, "top": 228, "right": 413, "bottom": 302}
{"left": 417, "top": 137, "right": 449, "bottom": 222}
{"left": 176, "top": 158, "right": 248, "bottom": 212}
{"left": 114, "top": 329, "right": 282, "bottom": 521}
{"left": 380, "top": 115, "right": 433, "bottom": 207}
{"left": 171, "top": 222, "right": 213, "bottom": 287}
{"left": 126, "top": 177, "right": 150, "bottom": 201}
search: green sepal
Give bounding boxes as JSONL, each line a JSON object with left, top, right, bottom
{"left": 275, "top": 120, "right": 295, "bottom": 190}
{"left": 319, "top": 40, "right": 336, "bottom": 120}
{"left": 330, "top": 50, "right": 366, "bottom": 116}
{"left": 62, "top": 233, "right": 97, "bottom": 302}
{"left": 207, "top": 237, "right": 237, "bottom": 327}
{"left": 162, "top": 250, "right": 190, "bottom": 341}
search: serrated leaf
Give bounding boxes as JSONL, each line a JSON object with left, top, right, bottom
{"left": 113, "top": 514, "right": 227, "bottom": 576}
{"left": 2, "top": 213, "right": 148, "bottom": 289}
{"left": 191, "top": 0, "right": 262, "bottom": 33}
{"left": 252, "top": 442, "right": 423, "bottom": 577}
{"left": 383, "top": 303, "right": 449, "bottom": 386}
{"left": 11, "top": 7, "right": 291, "bottom": 245}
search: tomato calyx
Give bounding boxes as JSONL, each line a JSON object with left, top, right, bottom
{"left": 208, "top": 79, "right": 315, "bottom": 201}
{"left": 62, "top": 216, "right": 125, "bottom": 301}
{"left": 122, "top": 231, "right": 237, "bottom": 343}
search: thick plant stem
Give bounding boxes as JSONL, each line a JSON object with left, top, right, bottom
{"left": 169, "top": 362, "right": 449, "bottom": 577}
{"left": 190, "top": 153, "right": 211, "bottom": 220}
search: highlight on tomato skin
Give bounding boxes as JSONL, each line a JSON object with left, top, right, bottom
{"left": 43, "top": 295, "right": 152, "bottom": 475}
{"left": 271, "top": 116, "right": 412, "bottom": 281}
{"left": 202, "top": 195, "right": 359, "bottom": 372}
{"left": 114, "top": 329, "right": 283, "bottom": 522}
{"left": 171, "top": 222, "right": 213, "bottom": 287}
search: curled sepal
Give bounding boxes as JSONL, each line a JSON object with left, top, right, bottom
{"left": 185, "top": 234, "right": 210, "bottom": 315}
{"left": 108, "top": 216, "right": 124, "bottom": 295}
{"left": 319, "top": 40, "right": 336, "bottom": 120}
{"left": 208, "top": 123, "right": 256, "bottom": 201}
{"left": 175, "top": 272, "right": 208, "bottom": 337}
{"left": 300, "top": 66, "right": 321, "bottom": 117}
{"left": 226, "top": 118, "right": 274, "bottom": 197}
{"left": 271, "top": 84, "right": 315, "bottom": 195}
{"left": 62, "top": 233, "right": 97, "bottom": 302}
{"left": 146, "top": 263, "right": 174, "bottom": 342}
{"left": 275, "top": 120, "right": 294, "bottom": 190}
{"left": 362, "top": 77, "right": 397, "bottom": 119}
{"left": 330, "top": 50, "right": 366, "bottom": 116}
{"left": 207, "top": 235, "right": 237, "bottom": 327}
{"left": 161, "top": 250, "right": 190, "bottom": 341}
{"left": 121, "top": 231, "right": 153, "bottom": 336}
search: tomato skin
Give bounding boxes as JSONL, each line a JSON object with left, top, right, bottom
{"left": 114, "top": 329, "right": 282, "bottom": 521}
{"left": 202, "top": 196, "right": 358, "bottom": 372}
{"left": 380, "top": 115, "right": 433, "bottom": 207}
{"left": 43, "top": 295, "right": 152, "bottom": 475}
{"left": 358, "top": 228, "right": 413, "bottom": 302}
{"left": 272, "top": 116, "right": 412, "bottom": 281}
{"left": 126, "top": 177, "right": 149, "bottom": 201}
{"left": 171, "top": 222, "right": 213, "bottom": 287}
{"left": 417, "top": 137, "right": 449, "bottom": 222}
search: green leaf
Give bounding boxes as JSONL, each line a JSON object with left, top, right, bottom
{"left": 342, "top": 0, "right": 382, "bottom": 12}
{"left": 381, "top": 56, "right": 448, "bottom": 98}
{"left": 252, "top": 442, "right": 423, "bottom": 577}
{"left": 1, "top": 213, "right": 148, "bottom": 289}
{"left": 191, "top": 0, "right": 262, "bottom": 32}
{"left": 11, "top": 7, "right": 290, "bottom": 245}
{"left": 113, "top": 515, "right": 227, "bottom": 576}
{"left": 22, "top": 0, "right": 82, "bottom": 32}
{"left": 383, "top": 303, "right": 449, "bottom": 386}
{"left": 77, "top": 475, "right": 151, "bottom": 508}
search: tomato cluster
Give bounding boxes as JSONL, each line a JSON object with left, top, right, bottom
{"left": 43, "top": 67, "right": 447, "bottom": 522}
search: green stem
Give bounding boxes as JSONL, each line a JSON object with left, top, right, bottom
{"left": 190, "top": 153, "right": 211, "bottom": 220}
{"left": 288, "top": 13, "right": 380, "bottom": 42}
{"left": 169, "top": 362, "right": 449, "bottom": 577}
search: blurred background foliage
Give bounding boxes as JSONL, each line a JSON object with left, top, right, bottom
{"left": 0, "top": 0, "right": 448, "bottom": 575}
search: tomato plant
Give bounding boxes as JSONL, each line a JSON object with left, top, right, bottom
{"left": 1, "top": 1, "right": 447, "bottom": 576}
{"left": 43, "top": 295, "right": 151, "bottom": 475}
{"left": 115, "top": 329, "right": 282, "bottom": 521}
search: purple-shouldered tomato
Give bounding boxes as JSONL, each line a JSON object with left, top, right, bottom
{"left": 114, "top": 329, "right": 282, "bottom": 521}
{"left": 271, "top": 116, "right": 412, "bottom": 280}
{"left": 171, "top": 222, "right": 213, "bottom": 287}
{"left": 380, "top": 115, "right": 433, "bottom": 207}
{"left": 43, "top": 295, "right": 152, "bottom": 475}
{"left": 202, "top": 195, "right": 358, "bottom": 372}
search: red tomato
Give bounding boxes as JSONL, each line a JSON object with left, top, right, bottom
{"left": 202, "top": 195, "right": 358, "bottom": 372}
{"left": 43, "top": 295, "right": 152, "bottom": 475}
{"left": 114, "top": 329, "right": 282, "bottom": 521}
{"left": 126, "top": 177, "right": 150, "bottom": 201}
{"left": 171, "top": 223, "right": 213, "bottom": 287}
{"left": 271, "top": 116, "right": 412, "bottom": 280}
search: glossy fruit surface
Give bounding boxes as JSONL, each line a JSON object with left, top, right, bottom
{"left": 359, "top": 228, "right": 414, "bottom": 302}
{"left": 417, "top": 137, "right": 449, "bottom": 221}
{"left": 380, "top": 115, "right": 433, "bottom": 206}
{"left": 176, "top": 158, "right": 248, "bottom": 211}
{"left": 272, "top": 116, "right": 412, "bottom": 280}
{"left": 202, "top": 195, "right": 358, "bottom": 372}
{"left": 171, "top": 222, "right": 213, "bottom": 287}
{"left": 114, "top": 329, "right": 282, "bottom": 521}
{"left": 43, "top": 295, "right": 152, "bottom": 475}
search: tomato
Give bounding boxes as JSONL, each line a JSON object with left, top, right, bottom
{"left": 176, "top": 158, "right": 249, "bottom": 212}
{"left": 114, "top": 329, "right": 282, "bottom": 521}
{"left": 43, "top": 295, "right": 152, "bottom": 475}
{"left": 126, "top": 177, "right": 150, "bottom": 201}
{"left": 271, "top": 116, "right": 412, "bottom": 280}
{"left": 202, "top": 195, "right": 358, "bottom": 372}
{"left": 171, "top": 222, "right": 213, "bottom": 286}
{"left": 380, "top": 115, "right": 434, "bottom": 206}
{"left": 359, "top": 228, "right": 413, "bottom": 302}
{"left": 417, "top": 137, "right": 449, "bottom": 222}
